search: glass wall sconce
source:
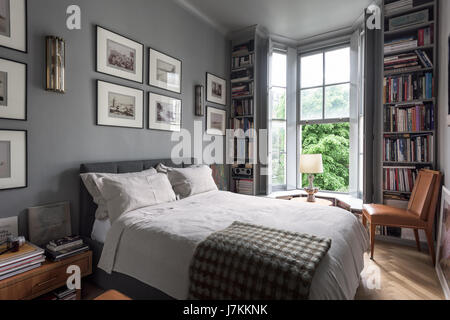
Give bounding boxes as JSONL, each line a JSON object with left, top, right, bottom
{"left": 195, "top": 85, "right": 204, "bottom": 116}
{"left": 45, "top": 36, "right": 65, "bottom": 93}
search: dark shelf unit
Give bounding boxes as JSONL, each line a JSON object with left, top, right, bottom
{"left": 381, "top": 0, "right": 438, "bottom": 206}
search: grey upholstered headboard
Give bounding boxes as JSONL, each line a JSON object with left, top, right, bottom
{"left": 79, "top": 158, "right": 192, "bottom": 237}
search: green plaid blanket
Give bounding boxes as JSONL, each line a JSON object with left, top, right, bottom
{"left": 188, "top": 221, "right": 332, "bottom": 300}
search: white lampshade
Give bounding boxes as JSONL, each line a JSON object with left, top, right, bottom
{"left": 299, "top": 154, "right": 324, "bottom": 174}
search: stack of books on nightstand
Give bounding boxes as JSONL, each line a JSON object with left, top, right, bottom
{"left": 0, "top": 242, "right": 45, "bottom": 281}
{"left": 45, "top": 235, "right": 89, "bottom": 262}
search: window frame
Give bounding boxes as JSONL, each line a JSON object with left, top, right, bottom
{"left": 297, "top": 43, "right": 351, "bottom": 193}
{"left": 269, "top": 49, "right": 288, "bottom": 190}
{"left": 298, "top": 43, "right": 351, "bottom": 126}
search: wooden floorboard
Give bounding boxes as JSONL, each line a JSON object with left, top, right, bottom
{"left": 355, "top": 241, "right": 445, "bottom": 300}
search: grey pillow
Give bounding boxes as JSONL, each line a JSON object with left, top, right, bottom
{"left": 80, "top": 168, "right": 157, "bottom": 220}
{"left": 167, "top": 165, "right": 218, "bottom": 199}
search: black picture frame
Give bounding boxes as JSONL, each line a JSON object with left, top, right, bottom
{"left": 206, "top": 72, "right": 227, "bottom": 106}
{"left": 0, "top": 129, "right": 27, "bottom": 191}
{"left": 0, "top": 57, "right": 27, "bottom": 121}
{"left": 148, "top": 47, "right": 182, "bottom": 94}
{"left": 0, "top": 0, "right": 28, "bottom": 53}
{"left": 148, "top": 92, "right": 182, "bottom": 132}
{"left": 96, "top": 79, "right": 145, "bottom": 130}
{"left": 206, "top": 106, "right": 227, "bottom": 136}
{"left": 95, "top": 25, "right": 144, "bottom": 84}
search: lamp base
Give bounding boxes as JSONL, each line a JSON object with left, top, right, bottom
{"left": 304, "top": 187, "right": 319, "bottom": 203}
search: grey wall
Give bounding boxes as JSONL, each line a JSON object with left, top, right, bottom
{"left": 0, "top": 0, "right": 229, "bottom": 234}
{"left": 438, "top": 0, "right": 450, "bottom": 188}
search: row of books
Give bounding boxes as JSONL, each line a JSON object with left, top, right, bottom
{"left": 418, "top": 26, "right": 434, "bottom": 46}
{"left": 0, "top": 242, "right": 45, "bottom": 281}
{"left": 384, "top": 50, "right": 432, "bottom": 71}
{"left": 45, "top": 235, "right": 89, "bottom": 262}
{"left": 232, "top": 40, "right": 254, "bottom": 57}
{"left": 231, "top": 118, "right": 255, "bottom": 136}
{"left": 231, "top": 68, "right": 253, "bottom": 83}
{"left": 235, "top": 179, "right": 254, "bottom": 195}
{"left": 232, "top": 82, "right": 253, "bottom": 98}
{"left": 383, "top": 134, "right": 433, "bottom": 163}
{"left": 232, "top": 54, "right": 254, "bottom": 69}
{"left": 388, "top": 8, "right": 429, "bottom": 31}
{"left": 232, "top": 98, "right": 254, "bottom": 117}
{"left": 383, "top": 73, "right": 433, "bottom": 103}
{"left": 383, "top": 166, "right": 418, "bottom": 193}
{"left": 384, "top": 104, "right": 434, "bottom": 132}
{"left": 384, "top": 27, "right": 433, "bottom": 53}
{"left": 41, "top": 286, "right": 77, "bottom": 300}
{"left": 233, "top": 138, "right": 255, "bottom": 163}
{"left": 385, "top": 37, "right": 418, "bottom": 53}
{"left": 384, "top": 0, "right": 413, "bottom": 16}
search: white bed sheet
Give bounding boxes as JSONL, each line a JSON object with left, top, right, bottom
{"left": 91, "top": 219, "right": 111, "bottom": 243}
{"left": 98, "top": 191, "right": 369, "bottom": 300}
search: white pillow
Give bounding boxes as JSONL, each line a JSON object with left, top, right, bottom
{"left": 168, "top": 165, "right": 218, "bottom": 199}
{"left": 80, "top": 168, "right": 157, "bottom": 220}
{"left": 97, "top": 173, "right": 177, "bottom": 222}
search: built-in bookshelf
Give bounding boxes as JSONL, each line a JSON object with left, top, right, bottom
{"left": 228, "top": 27, "right": 266, "bottom": 196}
{"left": 380, "top": 0, "right": 438, "bottom": 235}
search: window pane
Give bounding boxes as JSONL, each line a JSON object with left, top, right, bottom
{"left": 271, "top": 52, "right": 287, "bottom": 87}
{"left": 271, "top": 87, "right": 286, "bottom": 120}
{"left": 272, "top": 121, "right": 286, "bottom": 186}
{"left": 301, "top": 88, "right": 323, "bottom": 121}
{"left": 301, "top": 123, "right": 350, "bottom": 192}
{"left": 325, "top": 84, "right": 349, "bottom": 119}
{"left": 301, "top": 53, "right": 323, "bottom": 88}
{"left": 325, "top": 47, "right": 350, "bottom": 85}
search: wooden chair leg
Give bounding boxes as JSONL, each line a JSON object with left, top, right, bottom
{"left": 413, "top": 229, "right": 421, "bottom": 252}
{"left": 425, "top": 229, "right": 436, "bottom": 266}
{"left": 362, "top": 214, "right": 367, "bottom": 228}
{"left": 370, "top": 223, "right": 376, "bottom": 260}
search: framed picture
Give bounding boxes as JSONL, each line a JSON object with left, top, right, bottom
{"left": 0, "top": 58, "right": 26, "bottom": 120}
{"left": 149, "top": 48, "right": 182, "bottom": 94}
{"left": 206, "top": 73, "right": 227, "bottom": 106}
{"left": 96, "top": 26, "right": 143, "bottom": 83}
{"left": 28, "top": 202, "right": 71, "bottom": 247}
{"left": 148, "top": 93, "right": 181, "bottom": 132}
{"left": 206, "top": 106, "right": 226, "bottom": 136}
{"left": 436, "top": 186, "right": 450, "bottom": 300}
{"left": 0, "top": 0, "right": 27, "bottom": 52}
{"left": 97, "top": 80, "right": 144, "bottom": 129}
{"left": 0, "top": 129, "right": 26, "bottom": 191}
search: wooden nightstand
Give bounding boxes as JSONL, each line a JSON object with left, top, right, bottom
{"left": 0, "top": 251, "right": 92, "bottom": 300}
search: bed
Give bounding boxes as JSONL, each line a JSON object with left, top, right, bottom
{"left": 80, "top": 159, "right": 369, "bottom": 300}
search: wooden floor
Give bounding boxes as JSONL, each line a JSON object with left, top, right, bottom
{"left": 81, "top": 242, "right": 445, "bottom": 300}
{"left": 355, "top": 241, "right": 444, "bottom": 300}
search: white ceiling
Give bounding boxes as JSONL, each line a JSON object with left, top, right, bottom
{"left": 176, "top": 0, "right": 373, "bottom": 42}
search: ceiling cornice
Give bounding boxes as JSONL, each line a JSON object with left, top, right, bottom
{"left": 175, "top": 0, "right": 228, "bottom": 35}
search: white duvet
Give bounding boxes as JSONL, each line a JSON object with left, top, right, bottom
{"left": 98, "top": 191, "right": 369, "bottom": 300}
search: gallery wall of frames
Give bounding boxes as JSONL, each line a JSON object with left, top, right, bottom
{"left": 0, "top": 0, "right": 229, "bottom": 231}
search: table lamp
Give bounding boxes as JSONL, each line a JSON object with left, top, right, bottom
{"left": 300, "top": 154, "right": 324, "bottom": 202}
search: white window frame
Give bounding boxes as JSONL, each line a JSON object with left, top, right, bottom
{"left": 269, "top": 49, "right": 287, "bottom": 190}
{"left": 297, "top": 43, "right": 352, "bottom": 192}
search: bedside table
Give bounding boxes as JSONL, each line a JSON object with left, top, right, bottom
{"left": 0, "top": 251, "right": 92, "bottom": 300}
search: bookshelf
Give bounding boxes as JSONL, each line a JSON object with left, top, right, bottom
{"left": 380, "top": 0, "right": 438, "bottom": 234}
{"left": 228, "top": 26, "right": 267, "bottom": 196}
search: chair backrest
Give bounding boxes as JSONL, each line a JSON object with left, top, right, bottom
{"left": 408, "top": 170, "right": 440, "bottom": 221}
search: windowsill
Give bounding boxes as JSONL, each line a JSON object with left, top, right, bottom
{"left": 266, "top": 189, "right": 363, "bottom": 211}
